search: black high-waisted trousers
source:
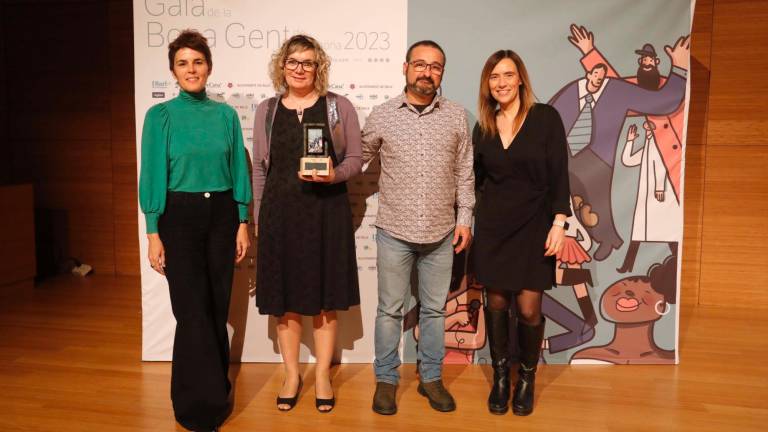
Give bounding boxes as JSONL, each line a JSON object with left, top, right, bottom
{"left": 158, "top": 190, "right": 238, "bottom": 431}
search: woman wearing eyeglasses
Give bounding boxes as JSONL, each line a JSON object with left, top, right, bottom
{"left": 252, "top": 34, "right": 362, "bottom": 413}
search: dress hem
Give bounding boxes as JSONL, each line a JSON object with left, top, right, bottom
{"left": 256, "top": 302, "right": 361, "bottom": 317}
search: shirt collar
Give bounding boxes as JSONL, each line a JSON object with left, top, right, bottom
{"left": 577, "top": 77, "right": 609, "bottom": 103}
{"left": 397, "top": 91, "right": 442, "bottom": 114}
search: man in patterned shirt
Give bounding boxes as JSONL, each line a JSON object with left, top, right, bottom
{"left": 362, "top": 40, "right": 475, "bottom": 415}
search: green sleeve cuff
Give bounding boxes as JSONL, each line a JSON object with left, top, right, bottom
{"left": 238, "top": 204, "right": 249, "bottom": 222}
{"left": 145, "top": 213, "right": 160, "bottom": 234}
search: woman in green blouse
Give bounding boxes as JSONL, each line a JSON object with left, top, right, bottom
{"left": 139, "top": 30, "right": 251, "bottom": 432}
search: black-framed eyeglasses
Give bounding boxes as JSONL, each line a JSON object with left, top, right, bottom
{"left": 285, "top": 58, "right": 318, "bottom": 71}
{"left": 408, "top": 61, "right": 444, "bottom": 75}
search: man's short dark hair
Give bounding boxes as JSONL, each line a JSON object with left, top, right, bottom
{"left": 591, "top": 63, "right": 608, "bottom": 73}
{"left": 406, "top": 40, "right": 446, "bottom": 65}
{"left": 168, "top": 30, "right": 212, "bottom": 71}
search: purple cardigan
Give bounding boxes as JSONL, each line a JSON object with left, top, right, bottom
{"left": 251, "top": 91, "right": 363, "bottom": 222}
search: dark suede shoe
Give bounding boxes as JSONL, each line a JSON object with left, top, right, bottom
{"left": 417, "top": 379, "right": 456, "bottom": 412}
{"left": 372, "top": 382, "right": 397, "bottom": 415}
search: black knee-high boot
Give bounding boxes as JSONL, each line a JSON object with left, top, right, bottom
{"left": 512, "top": 317, "right": 546, "bottom": 416}
{"left": 484, "top": 307, "right": 511, "bottom": 414}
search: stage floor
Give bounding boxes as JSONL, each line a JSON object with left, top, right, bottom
{"left": 1, "top": 275, "right": 766, "bottom": 431}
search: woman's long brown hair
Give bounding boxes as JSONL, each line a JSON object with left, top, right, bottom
{"left": 477, "top": 50, "right": 536, "bottom": 137}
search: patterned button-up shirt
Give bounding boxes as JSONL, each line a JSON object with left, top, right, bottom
{"left": 362, "top": 93, "right": 475, "bottom": 244}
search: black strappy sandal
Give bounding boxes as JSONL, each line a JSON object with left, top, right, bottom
{"left": 315, "top": 394, "right": 335, "bottom": 413}
{"left": 276, "top": 376, "right": 303, "bottom": 411}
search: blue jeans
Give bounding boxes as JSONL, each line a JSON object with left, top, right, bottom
{"left": 374, "top": 228, "right": 454, "bottom": 384}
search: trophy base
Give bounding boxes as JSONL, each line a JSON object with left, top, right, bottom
{"left": 300, "top": 156, "right": 331, "bottom": 176}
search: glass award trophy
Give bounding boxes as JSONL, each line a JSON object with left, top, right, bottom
{"left": 300, "top": 123, "right": 331, "bottom": 176}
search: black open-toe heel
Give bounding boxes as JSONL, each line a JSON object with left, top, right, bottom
{"left": 276, "top": 376, "right": 302, "bottom": 411}
{"left": 315, "top": 395, "right": 335, "bottom": 413}
{"left": 315, "top": 376, "right": 335, "bottom": 413}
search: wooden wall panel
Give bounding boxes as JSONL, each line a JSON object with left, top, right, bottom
{"left": 112, "top": 140, "right": 140, "bottom": 276}
{"left": 31, "top": 140, "right": 113, "bottom": 184}
{"left": 4, "top": 72, "right": 109, "bottom": 113}
{"left": 688, "top": 0, "right": 712, "bottom": 148}
{"left": 680, "top": 0, "right": 714, "bottom": 306}
{"left": 6, "top": 111, "right": 111, "bottom": 142}
{"left": 3, "top": 0, "right": 115, "bottom": 275}
{"left": 699, "top": 146, "right": 768, "bottom": 306}
{"left": 110, "top": 1, "right": 139, "bottom": 275}
{"left": 681, "top": 144, "right": 705, "bottom": 307}
{"left": 698, "top": 0, "right": 768, "bottom": 308}
{"left": 691, "top": 0, "right": 714, "bottom": 66}
{"left": 0, "top": 185, "right": 35, "bottom": 286}
{"left": 0, "top": 3, "right": 8, "bottom": 184}
{"left": 706, "top": 0, "right": 768, "bottom": 146}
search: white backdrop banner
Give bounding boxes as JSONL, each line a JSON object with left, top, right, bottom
{"left": 134, "top": 0, "right": 407, "bottom": 361}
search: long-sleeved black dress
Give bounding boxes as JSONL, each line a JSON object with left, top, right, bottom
{"left": 472, "top": 103, "right": 571, "bottom": 292}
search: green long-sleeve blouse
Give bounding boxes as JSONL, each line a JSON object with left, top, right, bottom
{"left": 139, "top": 89, "right": 252, "bottom": 233}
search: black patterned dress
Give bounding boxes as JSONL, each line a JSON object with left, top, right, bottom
{"left": 256, "top": 97, "right": 360, "bottom": 316}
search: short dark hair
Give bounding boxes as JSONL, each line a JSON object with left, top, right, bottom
{"left": 406, "top": 40, "right": 446, "bottom": 65}
{"left": 648, "top": 255, "right": 677, "bottom": 304}
{"left": 590, "top": 63, "right": 608, "bottom": 73}
{"left": 168, "top": 30, "right": 212, "bottom": 71}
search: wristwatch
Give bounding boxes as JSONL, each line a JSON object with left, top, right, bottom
{"left": 239, "top": 219, "right": 249, "bottom": 224}
{"left": 552, "top": 220, "right": 570, "bottom": 230}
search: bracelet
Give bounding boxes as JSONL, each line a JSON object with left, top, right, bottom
{"left": 552, "top": 220, "right": 569, "bottom": 230}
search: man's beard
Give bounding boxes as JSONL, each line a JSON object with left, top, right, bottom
{"left": 637, "top": 66, "right": 661, "bottom": 90}
{"left": 407, "top": 77, "right": 436, "bottom": 97}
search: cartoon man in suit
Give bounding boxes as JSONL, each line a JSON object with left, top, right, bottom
{"left": 567, "top": 24, "right": 685, "bottom": 270}
{"left": 548, "top": 34, "right": 689, "bottom": 261}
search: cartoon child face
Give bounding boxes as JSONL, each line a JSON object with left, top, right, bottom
{"left": 600, "top": 277, "right": 666, "bottom": 324}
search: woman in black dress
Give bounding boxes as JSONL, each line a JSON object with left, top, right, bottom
{"left": 252, "top": 34, "right": 362, "bottom": 413}
{"left": 473, "top": 50, "right": 571, "bottom": 416}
